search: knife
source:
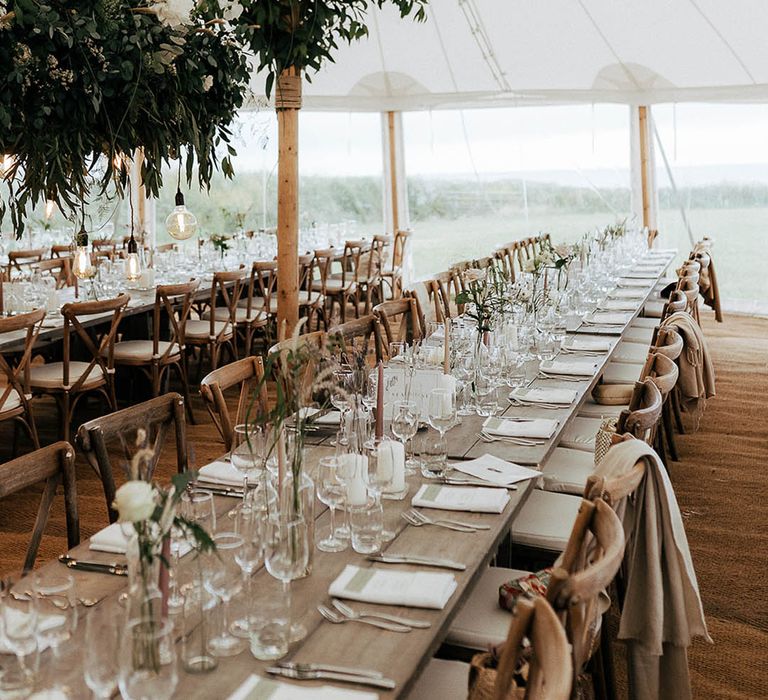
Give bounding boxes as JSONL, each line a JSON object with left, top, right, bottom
{"left": 367, "top": 554, "right": 466, "bottom": 571}
{"left": 58, "top": 555, "right": 128, "bottom": 576}
{"left": 276, "top": 661, "right": 385, "bottom": 679}
{"left": 192, "top": 484, "right": 244, "bottom": 498}
{"left": 267, "top": 666, "right": 396, "bottom": 690}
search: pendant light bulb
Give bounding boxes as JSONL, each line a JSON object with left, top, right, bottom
{"left": 125, "top": 231, "right": 142, "bottom": 281}
{"left": 165, "top": 189, "right": 197, "bottom": 241}
{"left": 73, "top": 227, "right": 94, "bottom": 280}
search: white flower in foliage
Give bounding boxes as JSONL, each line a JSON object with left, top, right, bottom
{"left": 154, "top": 0, "right": 195, "bottom": 27}
{"left": 114, "top": 481, "right": 156, "bottom": 523}
{"left": 221, "top": 1, "right": 243, "bottom": 21}
{"left": 202, "top": 75, "right": 213, "bottom": 92}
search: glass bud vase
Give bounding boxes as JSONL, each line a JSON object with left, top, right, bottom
{"left": 124, "top": 530, "right": 163, "bottom": 626}
{"left": 268, "top": 468, "right": 315, "bottom": 579}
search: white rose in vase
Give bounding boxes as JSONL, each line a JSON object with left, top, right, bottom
{"left": 114, "top": 481, "right": 157, "bottom": 523}
{"left": 154, "top": 0, "right": 195, "bottom": 27}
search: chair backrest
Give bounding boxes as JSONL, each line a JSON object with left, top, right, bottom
{"left": 329, "top": 314, "right": 383, "bottom": 364}
{"left": 209, "top": 269, "right": 246, "bottom": 337}
{"left": 76, "top": 393, "right": 188, "bottom": 522}
{"left": 153, "top": 280, "right": 199, "bottom": 362}
{"left": 584, "top": 435, "right": 647, "bottom": 508}
{"left": 200, "top": 356, "right": 268, "bottom": 452}
{"left": 639, "top": 351, "right": 679, "bottom": 400}
{"left": 0, "top": 308, "right": 45, "bottom": 412}
{"left": 494, "top": 596, "right": 572, "bottom": 700}
{"left": 298, "top": 254, "right": 316, "bottom": 295}
{"left": 373, "top": 297, "right": 423, "bottom": 354}
{"left": 7, "top": 248, "right": 45, "bottom": 276}
{"left": 0, "top": 442, "right": 79, "bottom": 572}
{"left": 616, "top": 378, "right": 663, "bottom": 442}
{"left": 659, "top": 289, "right": 687, "bottom": 324}
{"left": 311, "top": 248, "right": 335, "bottom": 293}
{"left": 245, "top": 260, "right": 277, "bottom": 316}
{"left": 546, "top": 498, "right": 625, "bottom": 682}
{"left": 61, "top": 294, "right": 129, "bottom": 391}
{"left": 51, "top": 244, "right": 74, "bottom": 259}
{"left": 650, "top": 326, "right": 683, "bottom": 361}
{"left": 37, "top": 256, "right": 72, "bottom": 288}
{"left": 357, "top": 237, "right": 384, "bottom": 283}
{"left": 390, "top": 229, "right": 410, "bottom": 272}
{"left": 339, "top": 240, "right": 365, "bottom": 286}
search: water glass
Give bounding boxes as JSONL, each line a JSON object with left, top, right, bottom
{"left": 316, "top": 457, "right": 347, "bottom": 553}
{"left": 118, "top": 618, "right": 178, "bottom": 700}
{"left": 232, "top": 507, "right": 266, "bottom": 637}
{"left": 203, "top": 532, "right": 246, "bottom": 657}
{"left": 420, "top": 431, "right": 450, "bottom": 480}
{"left": 181, "top": 489, "right": 216, "bottom": 534}
{"left": 391, "top": 400, "right": 419, "bottom": 472}
{"left": 249, "top": 576, "right": 290, "bottom": 661}
{"left": 83, "top": 608, "right": 119, "bottom": 698}
{"left": 32, "top": 573, "right": 77, "bottom": 650}
{"left": 180, "top": 580, "right": 218, "bottom": 674}
{"left": 349, "top": 498, "right": 383, "bottom": 554}
{"left": 0, "top": 582, "right": 39, "bottom": 696}
{"left": 230, "top": 423, "right": 267, "bottom": 512}
{"left": 426, "top": 388, "right": 455, "bottom": 469}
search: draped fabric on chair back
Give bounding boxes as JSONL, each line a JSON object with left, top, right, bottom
{"left": 76, "top": 393, "right": 188, "bottom": 523}
{"left": 0, "top": 442, "right": 79, "bottom": 572}
{"left": 617, "top": 378, "right": 663, "bottom": 442}
{"left": 200, "top": 356, "right": 268, "bottom": 452}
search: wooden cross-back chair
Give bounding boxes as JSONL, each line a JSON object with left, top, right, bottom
{"left": 311, "top": 247, "right": 358, "bottom": 325}
{"left": 691, "top": 240, "right": 722, "bottom": 322}
{"left": 329, "top": 314, "right": 383, "bottom": 365}
{"left": 616, "top": 378, "right": 663, "bottom": 446}
{"left": 0, "top": 308, "right": 45, "bottom": 452}
{"left": 373, "top": 296, "right": 424, "bottom": 357}
{"left": 29, "top": 293, "right": 129, "bottom": 442}
{"left": 7, "top": 247, "right": 46, "bottom": 278}
{"left": 240, "top": 259, "right": 278, "bottom": 333}
{"left": 37, "top": 256, "right": 73, "bottom": 288}
{"left": 298, "top": 253, "right": 326, "bottom": 331}
{"left": 546, "top": 497, "right": 625, "bottom": 696}
{"left": 0, "top": 442, "right": 79, "bottom": 572}
{"left": 267, "top": 330, "right": 329, "bottom": 409}
{"left": 677, "top": 276, "right": 701, "bottom": 325}
{"left": 351, "top": 237, "right": 385, "bottom": 315}
{"left": 187, "top": 270, "right": 243, "bottom": 374}
{"left": 112, "top": 280, "right": 198, "bottom": 422}
{"left": 380, "top": 229, "right": 410, "bottom": 299}
{"left": 51, "top": 244, "right": 74, "bottom": 259}
{"left": 200, "top": 356, "right": 268, "bottom": 453}
{"left": 493, "top": 246, "right": 517, "bottom": 283}
{"left": 76, "top": 393, "right": 188, "bottom": 523}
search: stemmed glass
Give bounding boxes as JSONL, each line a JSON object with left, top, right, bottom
{"left": 230, "top": 423, "right": 267, "bottom": 514}
{"left": 32, "top": 572, "right": 77, "bottom": 689}
{"left": 181, "top": 490, "right": 216, "bottom": 534}
{"left": 203, "top": 532, "right": 246, "bottom": 657}
{"left": 391, "top": 400, "right": 419, "bottom": 473}
{"left": 330, "top": 368, "right": 354, "bottom": 446}
{"left": 1, "top": 576, "right": 39, "bottom": 695}
{"left": 84, "top": 608, "right": 119, "bottom": 699}
{"left": 316, "top": 457, "right": 347, "bottom": 552}
{"left": 265, "top": 518, "right": 310, "bottom": 643}
{"left": 426, "top": 388, "right": 456, "bottom": 476}
{"left": 167, "top": 524, "right": 186, "bottom": 613}
{"left": 118, "top": 618, "right": 178, "bottom": 700}
{"left": 232, "top": 508, "right": 266, "bottom": 638}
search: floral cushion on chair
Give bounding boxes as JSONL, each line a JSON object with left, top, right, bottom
{"left": 498, "top": 568, "right": 553, "bottom": 611}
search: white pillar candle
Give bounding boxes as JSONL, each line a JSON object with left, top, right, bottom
{"left": 343, "top": 453, "right": 368, "bottom": 506}
{"left": 380, "top": 439, "right": 406, "bottom": 494}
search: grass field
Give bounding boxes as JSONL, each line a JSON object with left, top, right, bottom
{"left": 408, "top": 207, "right": 768, "bottom": 305}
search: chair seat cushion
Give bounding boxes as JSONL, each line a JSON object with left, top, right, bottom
{"left": 185, "top": 320, "right": 232, "bottom": 340}
{"left": 408, "top": 658, "right": 470, "bottom": 700}
{"left": 203, "top": 306, "right": 266, "bottom": 324}
{"left": 623, "top": 325, "right": 655, "bottom": 344}
{"left": 112, "top": 340, "right": 181, "bottom": 362}
{"left": 602, "top": 362, "right": 642, "bottom": 385}
{"left": 643, "top": 300, "right": 665, "bottom": 318}
{"left": 631, "top": 316, "right": 659, "bottom": 329}
{"left": 512, "top": 489, "right": 581, "bottom": 552}
{"left": 0, "top": 388, "right": 22, "bottom": 413}
{"left": 511, "top": 490, "right": 582, "bottom": 552}
{"left": 579, "top": 397, "right": 628, "bottom": 418}
{"left": 539, "top": 447, "right": 597, "bottom": 495}
{"left": 612, "top": 341, "right": 649, "bottom": 364}
{"left": 313, "top": 279, "right": 356, "bottom": 294}
{"left": 446, "top": 567, "right": 530, "bottom": 650}
{"left": 558, "top": 416, "right": 602, "bottom": 452}
{"left": 29, "top": 361, "right": 105, "bottom": 390}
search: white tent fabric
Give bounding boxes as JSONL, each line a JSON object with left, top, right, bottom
{"left": 255, "top": 0, "right": 768, "bottom": 111}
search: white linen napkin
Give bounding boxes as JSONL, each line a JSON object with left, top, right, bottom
{"left": 299, "top": 407, "right": 341, "bottom": 426}
{"left": 482, "top": 416, "right": 558, "bottom": 439}
{"left": 228, "top": 675, "right": 378, "bottom": 700}
{"left": 540, "top": 359, "right": 599, "bottom": 376}
{"left": 197, "top": 460, "right": 246, "bottom": 487}
{"left": 329, "top": 564, "right": 457, "bottom": 609}
{"left": 510, "top": 387, "right": 577, "bottom": 405}
{"left": 623, "top": 270, "right": 658, "bottom": 279}
{"left": 619, "top": 278, "right": 651, "bottom": 288}
{"left": 610, "top": 288, "right": 646, "bottom": 299}
{"left": 89, "top": 523, "right": 192, "bottom": 556}
{"left": 563, "top": 338, "right": 611, "bottom": 353}
{"left": 450, "top": 454, "right": 540, "bottom": 488}
{"left": 600, "top": 299, "right": 638, "bottom": 311}
{"left": 412, "top": 483, "right": 510, "bottom": 512}
{"left": 585, "top": 312, "right": 633, "bottom": 326}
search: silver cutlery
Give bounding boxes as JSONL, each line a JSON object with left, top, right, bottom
{"left": 536, "top": 372, "right": 588, "bottom": 382}
{"left": 276, "top": 661, "right": 385, "bottom": 679}
{"left": 367, "top": 553, "right": 467, "bottom": 571}
{"left": 267, "top": 666, "right": 397, "bottom": 690}
{"left": 331, "top": 599, "right": 432, "bottom": 628}
{"left": 317, "top": 604, "right": 412, "bottom": 632}
{"left": 192, "top": 484, "right": 244, "bottom": 498}
{"left": 508, "top": 400, "right": 566, "bottom": 410}
{"left": 478, "top": 431, "right": 544, "bottom": 446}
{"left": 443, "top": 476, "right": 517, "bottom": 490}
{"left": 404, "top": 509, "right": 486, "bottom": 532}
{"left": 58, "top": 555, "right": 128, "bottom": 576}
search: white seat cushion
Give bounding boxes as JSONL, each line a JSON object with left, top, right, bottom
{"left": 539, "top": 447, "right": 596, "bottom": 495}
{"left": 0, "top": 388, "right": 22, "bottom": 413}
{"left": 601, "top": 362, "right": 642, "bottom": 385}
{"left": 623, "top": 325, "right": 655, "bottom": 344}
{"left": 511, "top": 490, "right": 582, "bottom": 552}
{"left": 578, "top": 398, "right": 628, "bottom": 419}
{"left": 631, "top": 316, "right": 659, "bottom": 329}
{"left": 558, "top": 416, "right": 602, "bottom": 452}
{"left": 313, "top": 278, "right": 356, "bottom": 293}
{"left": 112, "top": 340, "right": 180, "bottom": 362}
{"left": 29, "top": 361, "right": 105, "bottom": 390}
{"left": 612, "top": 341, "right": 649, "bottom": 365}
{"left": 203, "top": 306, "right": 266, "bottom": 324}
{"left": 407, "top": 658, "right": 469, "bottom": 700}
{"left": 185, "top": 319, "right": 232, "bottom": 340}
{"left": 446, "top": 566, "right": 530, "bottom": 650}
{"left": 643, "top": 300, "right": 665, "bottom": 318}
{"left": 236, "top": 296, "right": 268, "bottom": 311}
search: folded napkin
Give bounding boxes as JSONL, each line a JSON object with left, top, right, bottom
{"left": 299, "top": 407, "right": 341, "bottom": 426}
{"left": 563, "top": 338, "right": 611, "bottom": 353}
{"left": 585, "top": 312, "right": 633, "bottom": 326}
{"left": 198, "top": 460, "right": 246, "bottom": 487}
{"left": 228, "top": 675, "right": 377, "bottom": 700}
{"left": 623, "top": 270, "right": 658, "bottom": 279}
{"left": 90, "top": 523, "right": 192, "bottom": 557}
{"left": 451, "top": 454, "right": 540, "bottom": 488}
{"left": 329, "top": 564, "right": 457, "bottom": 609}
{"left": 510, "top": 387, "right": 577, "bottom": 405}
{"left": 413, "top": 483, "right": 510, "bottom": 513}
{"left": 619, "top": 278, "right": 651, "bottom": 288}
{"left": 482, "top": 416, "right": 558, "bottom": 439}
{"left": 610, "top": 288, "right": 646, "bottom": 299}
{"left": 600, "top": 299, "right": 638, "bottom": 311}
{"left": 540, "top": 359, "right": 599, "bottom": 377}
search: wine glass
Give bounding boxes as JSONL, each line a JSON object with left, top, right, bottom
{"left": 84, "top": 608, "right": 119, "bottom": 699}
{"left": 426, "top": 388, "right": 456, "bottom": 475}
{"left": 167, "top": 523, "right": 186, "bottom": 613}
{"left": 316, "top": 457, "right": 347, "bottom": 552}
{"left": 230, "top": 423, "right": 267, "bottom": 513}
{"left": 265, "top": 518, "right": 310, "bottom": 643}
{"left": 32, "top": 572, "right": 77, "bottom": 688}
{"left": 0, "top": 576, "right": 39, "bottom": 695}
{"left": 118, "top": 618, "right": 178, "bottom": 700}
{"left": 330, "top": 368, "right": 354, "bottom": 446}
{"left": 361, "top": 369, "right": 377, "bottom": 416}
{"left": 181, "top": 489, "right": 216, "bottom": 534}
{"left": 203, "top": 532, "right": 246, "bottom": 656}
{"left": 232, "top": 508, "right": 266, "bottom": 638}
{"left": 391, "top": 400, "right": 419, "bottom": 473}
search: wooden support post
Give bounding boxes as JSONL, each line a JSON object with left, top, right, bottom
{"left": 276, "top": 68, "right": 301, "bottom": 335}
{"left": 638, "top": 106, "right": 651, "bottom": 230}
{"left": 387, "top": 111, "right": 400, "bottom": 233}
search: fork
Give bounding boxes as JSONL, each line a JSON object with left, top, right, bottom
{"left": 404, "top": 509, "right": 485, "bottom": 532}
{"left": 478, "top": 431, "right": 544, "bottom": 446}
{"left": 331, "top": 599, "right": 431, "bottom": 629}
{"left": 537, "top": 372, "right": 588, "bottom": 382}
{"left": 317, "top": 604, "right": 412, "bottom": 632}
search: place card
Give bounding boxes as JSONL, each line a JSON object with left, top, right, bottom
{"left": 382, "top": 367, "right": 455, "bottom": 420}
{"left": 228, "top": 675, "right": 377, "bottom": 700}
{"left": 482, "top": 416, "right": 558, "bottom": 439}
{"left": 450, "top": 454, "right": 540, "bottom": 487}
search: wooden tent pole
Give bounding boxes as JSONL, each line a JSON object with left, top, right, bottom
{"left": 638, "top": 105, "right": 651, "bottom": 230}
{"left": 387, "top": 111, "right": 400, "bottom": 233}
{"left": 276, "top": 68, "right": 301, "bottom": 334}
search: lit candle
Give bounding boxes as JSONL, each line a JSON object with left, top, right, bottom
{"left": 443, "top": 320, "right": 450, "bottom": 375}
{"left": 344, "top": 453, "right": 368, "bottom": 506}
{"left": 380, "top": 439, "right": 406, "bottom": 494}
{"left": 375, "top": 360, "right": 384, "bottom": 440}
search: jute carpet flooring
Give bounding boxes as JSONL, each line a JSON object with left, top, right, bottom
{"left": 0, "top": 313, "right": 766, "bottom": 698}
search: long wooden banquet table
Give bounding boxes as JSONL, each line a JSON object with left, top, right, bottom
{"left": 21, "top": 250, "right": 676, "bottom": 698}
